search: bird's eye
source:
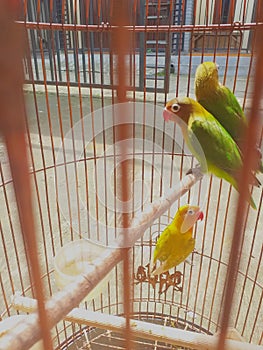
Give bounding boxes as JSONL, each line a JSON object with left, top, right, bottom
{"left": 187, "top": 209, "right": 194, "bottom": 215}
{"left": 171, "top": 103, "right": 180, "bottom": 113}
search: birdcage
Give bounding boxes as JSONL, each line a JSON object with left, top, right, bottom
{"left": 0, "top": 1, "right": 263, "bottom": 349}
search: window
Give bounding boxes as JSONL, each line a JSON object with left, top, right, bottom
{"left": 213, "top": 0, "right": 236, "bottom": 24}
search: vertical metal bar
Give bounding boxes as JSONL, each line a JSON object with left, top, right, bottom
{"left": 211, "top": 0, "right": 223, "bottom": 61}
{"left": 109, "top": 24, "right": 119, "bottom": 240}
{"left": 72, "top": 0, "right": 90, "bottom": 241}
{"left": 27, "top": 0, "right": 40, "bottom": 81}
{"left": 89, "top": 0, "right": 96, "bottom": 83}
{"left": 0, "top": 2, "right": 52, "bottom": 348}
{"left": 206, "top": 186, "right": 233, "bottom": 333}
{"left": 0, "top": 164, "right": 27, "bottom": 294}
{"left": 185, "top": 0, "right": 195, "bottom": 97}
{"left": 43, "top": 0, "right": 55, "bottom": 81}
{"left": 87, "top": 1, "right": 101, "bottom": 243}
{"left": 0, "top": 212, "right": 15, "bottom": 296}
{"left": 111, "top": 1, "right": 133, "bottom": 348}
{"left": 159, "top": 0, "right": 173, "bottom": 206}
{"left": 83, "top": 0, "right": 95, "bottom": 240}
{"left": 187, "top": 176, "right": 213, "bottom": 322}
{"left": 199, "top": 0, "right": 209, "bottom": 62}
{"left": 72, "top": 0, "right": 78, "bottom": 82}
{"left": 131, "top": 0, "right": 137, "bottom": 227}
{"left": 234, "top": 209, "right": 259, "bottom": 329}
{"left": 243, "top": 19, "right": 257, "bottom": 111}
{"left": 232, "top": 29, "right": 243, "bottom": 94}
{"left": 61, "top": 0, "right": 81, "bottom": 240}
{"left": 38, "top": 31, "right": 60, "bottom": 251}
{"left": 140, "top": 0, "right": 148, "bottom": 218}
{"left": 247, "top": 245, "right": 263, "bottom": 344}
{"left": 142, "top": 0, "right": 148, "bottom": 97}
{"left": 198, "top": 180, "right": 223, "bottom": 330}
{"left": 152, "top": 0, "right": 160, "bottom": 96}
{"left": 97, "top": 50, "right": 110, "bottom": 245}
{"left": 216, "top": 7, "right": 263, "bottom": 349}
{"left": 0, "top": 271, "right": 11, "bottom": 317}
{"left": 43, "top": 0, "right": 72, "bottom": 248}
{"left": 22, "top": 1, "right": 57, "bottom": 290}
{"left": 163, "top": 0, "right": 172, "bottom": 94}
{"left": 24, "top": 124, "right": 54, "bottom": 296}
{"left": 175, "top": 0, "right": 186, "bottom": 96}
{"left": 79, "top": 0, "right": 87, "bottom": 83}
{"left": 139, "top": 0, "right": 145, "bottom": 90}
{"left": 243, "top": 242, "right": 263, "bottom": 341}
{"left": 53, "top": 0, "right": 63, "bottom": 81}
{"left": 150, "top": 0, "right": 160, "bottom": 201}
{"left": 25, "top": 22, "right": 59, "bottom": 257}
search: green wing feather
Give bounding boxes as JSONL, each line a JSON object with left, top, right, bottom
{"left": 187, "top": 112, "right": 242, "bottom": 188}
{"left": 199, "top": 86, "right": 263, "bottom": 175}
{"left": 220, "top": 86, "right": 246, "bottom": 121}
{"left": 186, "top": 108, "right": 256, "bottom": 208}
{"left": 198, "top": 85, "right": 247, "bottom": 145}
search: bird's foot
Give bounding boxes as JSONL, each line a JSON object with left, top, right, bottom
{"left": 185, "top": 259, "right": 194, "bottom": 267}
{"left": 186, "top": 164, "right": 204, "bottom": 179}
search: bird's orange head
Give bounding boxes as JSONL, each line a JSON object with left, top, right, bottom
{"left": 163, "top": 97, "right": 203, "bottom": 124}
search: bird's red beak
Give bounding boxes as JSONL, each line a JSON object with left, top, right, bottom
{"left": 163, "top": 108, "right": 171, "bottom": 122}
{"left": 198, "top": 211, "right": 204, "bottom": 221}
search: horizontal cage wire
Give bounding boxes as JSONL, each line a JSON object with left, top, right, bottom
{"left": 0, "top": 0, "right": 263, "bottom": 349}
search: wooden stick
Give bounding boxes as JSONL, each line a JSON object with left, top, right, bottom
{"left": 0, "top": 172, "right": 202, "bottom": 350}
{"left": 12, "top": 294, "right": 263, "bottom": 350}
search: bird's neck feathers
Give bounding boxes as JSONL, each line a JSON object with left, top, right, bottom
{"left": 176, "top": 101, "right": 204, "bottom": 137}
{"left": 172, "top": 212, "right": 193, "bottom": 234}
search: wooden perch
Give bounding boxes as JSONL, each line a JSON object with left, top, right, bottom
{"left": 0, "top": 172, "right": 202, "bottom": 350}
{"left": 12, "top": 294, "right": 263, "bottom": 350}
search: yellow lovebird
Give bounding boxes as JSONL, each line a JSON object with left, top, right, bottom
{"left": 150, "top": 205, "right": 204, "bottom": 276}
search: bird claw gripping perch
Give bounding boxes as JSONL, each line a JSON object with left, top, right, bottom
{"left": 186, "top": 163, "right": 204, "bottom": 177}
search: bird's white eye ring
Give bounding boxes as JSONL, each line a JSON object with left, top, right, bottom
{"left": 187, "top": 209, "right": 194, "bottom": 215}
{"left": 171, "top": 103, "right": 180, "bottom": 113}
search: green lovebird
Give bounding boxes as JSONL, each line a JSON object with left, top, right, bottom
{"left": 150, "top": 204, "right": 204, "bottom": 276}
{"left": 195, "top": 61, "right": 263, "bottom": 173}
{"left": 163, "top": 97, "right": 259, "bottom": 209}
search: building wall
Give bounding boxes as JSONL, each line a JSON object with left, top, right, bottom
{"left": 194, "top": 0, "right": 255, "bottom": 25}
{"left": 193, "top": 0, "right": 256, "bottom": 51}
